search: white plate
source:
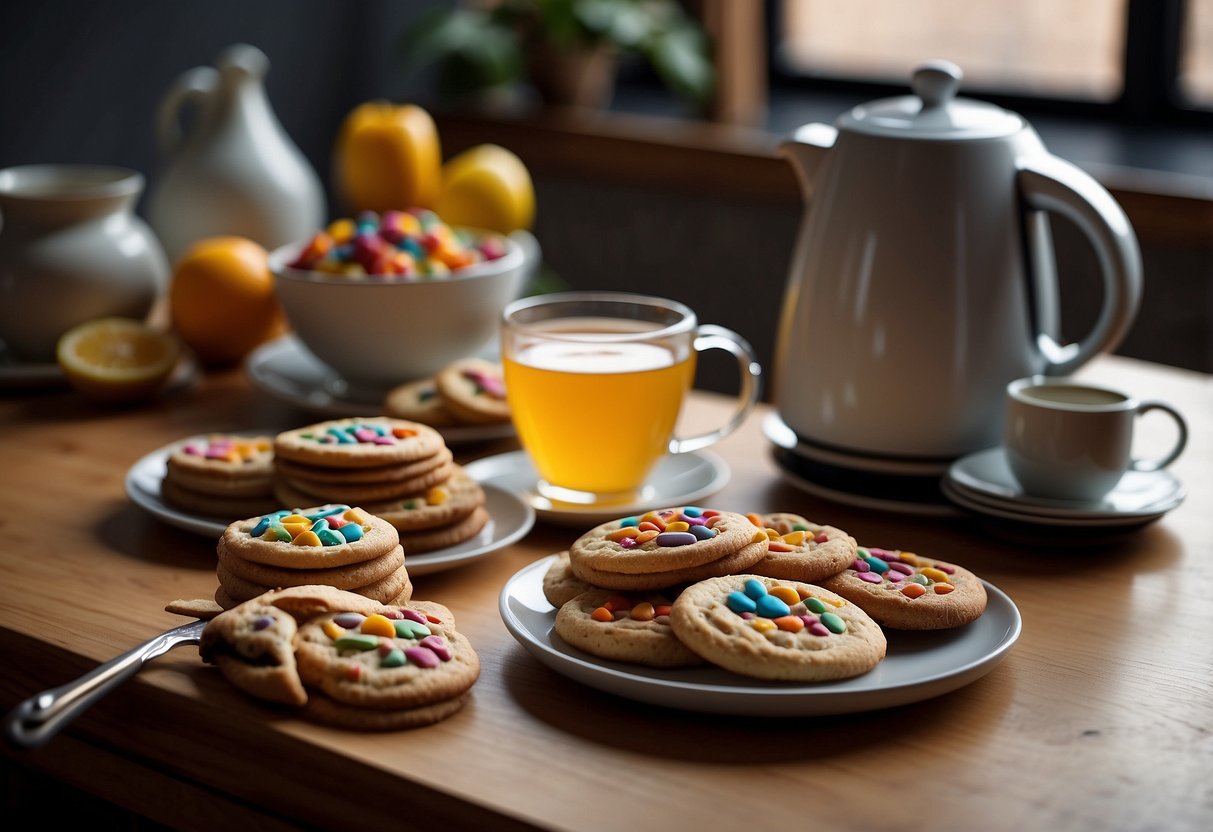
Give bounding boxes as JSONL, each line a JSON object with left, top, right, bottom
{"left": 463, "top": 449, "right": 730, "bottom": 527}
{"left": 499, "top": 556, "right": 1022, "bottom": 716}
{"left": 124, "top": 440, "right": 535, "bottom": 575}
{"left": 947, "top": 447, "right": 1186, "bottom": 519}
{"left": 763, "top": 411, "right": 955, "bottom": 477}
{"left": 245, "top": 335, "right": 515, "bottom": 445}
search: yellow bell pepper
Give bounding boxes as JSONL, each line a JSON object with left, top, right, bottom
{"left": 333, "top": 101, "right": 442, "bottom": 213}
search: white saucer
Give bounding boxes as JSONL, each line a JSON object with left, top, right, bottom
{"left": 499, "top": 555, "right": 1022, "bottom": 716}
{"left": 946, "top": 447, "right": 1187, "bottom": 521}
{"left": 245, "top": 335, "right": 514, "bottom": 445}
{"left": 763, "top": 411, "right": 955, "bottom": 477}
{"left": 463, "top": 449, "right": 730, "bottom": 527}
{"left": 125, "top": 438, "right": 535, "bottom": 575}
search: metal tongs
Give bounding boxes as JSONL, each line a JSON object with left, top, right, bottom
{"left": 4, "top": 618, "right": 207, "bottom": 749}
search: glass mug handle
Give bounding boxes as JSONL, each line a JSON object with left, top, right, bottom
{"left": 1129, "top": 401, "right": 1188, "bottom": 472}
{"left": 668, "top": 324, "right": 763, "bottom": 455}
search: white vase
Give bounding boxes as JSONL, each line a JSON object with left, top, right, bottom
{"left": 0, "top": 164, "right": 169, "bottom": 364}
{"left": 147, "top": 43, "right": 325, "bottom": 265}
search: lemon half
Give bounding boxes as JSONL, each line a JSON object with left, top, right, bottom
{"left": 57, "top": 317, "right": 180, "bottom": 403}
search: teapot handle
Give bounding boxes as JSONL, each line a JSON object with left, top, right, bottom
{"left": 1017, "top": 155, "right": 1142, "bottom": 375}
{"left": 156, "top": 66, "right": 219, "bottom": 156}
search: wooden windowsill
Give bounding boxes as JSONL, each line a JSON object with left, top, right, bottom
{"left": 433, "top": 102, "right": 1213, "bottom": 249}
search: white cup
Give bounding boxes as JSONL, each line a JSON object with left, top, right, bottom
{"left": 1004, "top": 376, "right": 1188, "bottom": 501}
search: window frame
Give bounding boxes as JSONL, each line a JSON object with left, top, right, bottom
{"left": 764, "top": 0, "right": 1213, "bottom": 127}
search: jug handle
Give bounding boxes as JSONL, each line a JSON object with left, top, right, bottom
{"left": 156, "top": 66, "right": 219, "bottom": 156}
{"left": 1017, "top": 155, "right": 1142, "bottom": 375}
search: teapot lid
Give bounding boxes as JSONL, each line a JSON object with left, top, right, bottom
{"left": 838, "top": 60, "right": 1024, "bottom": 140}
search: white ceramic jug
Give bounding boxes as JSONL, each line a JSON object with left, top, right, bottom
{"left": 773, "top": 60, "right": 1142, "bottom": 461}
{"left": 147, "top": 43, "right": 325, "bottom": 264}
{"left": 0, "top": 165, "right": 168, "bottom": 364}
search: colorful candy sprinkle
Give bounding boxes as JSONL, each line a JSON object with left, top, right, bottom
{"left": 286, "top": 208, "right": 507, "bottom": 279}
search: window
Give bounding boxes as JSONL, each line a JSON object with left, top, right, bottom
{"left": 770, "top": 0, "right": 1212, "bottom": 123}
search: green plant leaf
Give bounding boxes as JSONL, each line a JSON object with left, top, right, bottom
{"left": 647, "top": 25, "right": 715, "bottom": 107}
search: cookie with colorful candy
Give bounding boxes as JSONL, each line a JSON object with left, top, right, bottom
{"left": 669, "top": 575, "right": 887, "bottom": 682}
{"left": 199, "top": 585, "right": 479, "bottom": 730}
{"left": 383, "top": 357, "right": 512, "bottom": 429}
{"left": 554, "top": 588, "right": 704, "bottom": 668}
{"left": 271, "top": 419, "right": 488, "bottom": 553}
{"left": 819, "top": 546, "right": 988, "bottom": 630}
{"left": 161, "top": 433, "right": 278, "bottom": 518}
{"left": 567, "top": 507, "right": 769, "bottom": 590}
{"left": 744, "top": 512, "right": 859, "bottom": 583}
{"left": 215, "top": 505, "right": 411, "bottom": 610}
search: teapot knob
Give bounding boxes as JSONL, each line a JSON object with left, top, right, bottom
{"left": 912, "top": 59, "right": 963, "bottom": 109}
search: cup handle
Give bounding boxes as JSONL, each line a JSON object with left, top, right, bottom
{"left": 668, "top": 325, "right": 763, "bottom": 454}
{"left": 1130, "top": 401, "right": 1188, "bottom": 472}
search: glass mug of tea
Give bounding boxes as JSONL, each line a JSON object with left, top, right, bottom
{"left": 501, "top": 291, "right": 762, "bottom": 506}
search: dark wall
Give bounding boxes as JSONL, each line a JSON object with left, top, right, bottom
{"left": 0, "top": 0, "right": 442, "bottom": 218}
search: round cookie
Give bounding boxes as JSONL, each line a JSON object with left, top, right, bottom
{"left": 364, "top": 467, "right": 485, "bottom": 532}
{"left": 275, "top": 461, "right": 455, "bottom": 504}
{"left": 819, "top": 547, "right": 988, "bottom": 630}
{"left": 570, "top": 507, "right": 764, "bottom": 576}
{"left": 293, "top": 602, "right": 480, "bottom": 712}
{"left": 301, "top": 691, "right": 470, "bottom": 730}
{"left": 554, "top": 588, "right": 703, "bottom": 668}
{"left": 434, "top": 357, "right": 511, "bottom": 424}
{"left": 164, "top": 434, "right": 275, "bottom": 493}
{"left": 217, "top": 540, "right": 406, "bottom": 591}
{"left": 542, "top": 552, "right": 593, "bottom": 608}
{"left": 746, "top": 512, "right": 858, "bottom": 583}
{"left": 397, "top": 506, "right": 490, "bottom": 555}
{"left": 569, "top": 538, "right": 770, "bottom": 591}
{"left": 383, "top": 377, "right": 457, "bottom": 427}
{"left": 273, "top": 446, "right": 452, "bottom": 485}
{"left": 161, "top": 477, "right": 281, "bottom": 519}
{"left": 274, "top": 418, "right": 446, "bottom": 468}
{"left": 221, "top": 505, "right": 399, "bottom": 569}
{"left": 669, "top": 575, "right": 887, "bottom": 682}
{"left": 215, "top": 554, "right": 412, "bottom": 606}
{"left": 198, "top": 599, "right": 306, "bottom": 705}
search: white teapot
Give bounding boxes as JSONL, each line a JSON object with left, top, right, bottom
{"left": 773, "top": 60, "right": 1142, "bottom": 460}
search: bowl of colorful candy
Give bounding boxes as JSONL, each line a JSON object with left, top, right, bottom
{"left": 269, "top": 208, "right": 529, "bottom": 386}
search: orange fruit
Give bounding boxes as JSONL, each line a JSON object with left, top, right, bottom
{"left": 435, "top": 144, "right": 535, "bottom": 235}
{"left": 169, "top": 236, "right": 285, "bottom": 366}
{"left": 56, "top": 317, "right": 180, "bottom": 403}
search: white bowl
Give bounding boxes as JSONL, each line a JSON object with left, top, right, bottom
{"left": 269, "top": 230, "right": 529, "bottom": 387}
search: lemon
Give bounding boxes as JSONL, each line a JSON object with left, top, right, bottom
{"left": 169, "top": 236, "right": 285, "bottom": 367}
{"left": 57, "top": 317, "right": 180, "bottom": 403}
{"left": 435, "top": 144, "right": 535, "bottom": 235}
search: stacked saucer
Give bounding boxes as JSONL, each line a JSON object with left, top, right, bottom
{"left": 942, "top": 446, "right": 1186, "bottom": 532}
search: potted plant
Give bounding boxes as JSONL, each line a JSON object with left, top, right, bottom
{"left": 401, "top": 0, "right": 716, "bottom": 112}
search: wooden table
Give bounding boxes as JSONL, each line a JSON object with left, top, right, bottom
{"left": 2, "top": 354, "right": 1210, "bottom": 831}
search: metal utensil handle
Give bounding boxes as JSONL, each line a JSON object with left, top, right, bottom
{"left": 3, "top": 619, "right": 205, "bottom": 749}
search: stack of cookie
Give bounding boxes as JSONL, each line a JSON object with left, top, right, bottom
{"left": 384, "top": 357, "right": 511, "bottom": 427}
{"left": 215, "top": 504, "right": 412, "bottom": 610}
{"left": 544, "top": 505, "right": 989, "bottom": 680}
{"left": 198, "top": 585, "right": 480, "bottom": 729}
{"left": 272, "top": 417, "right": 490, "bottom": 554}
{"left": 161, "top": 434, "right": 279, "bottom": 518}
